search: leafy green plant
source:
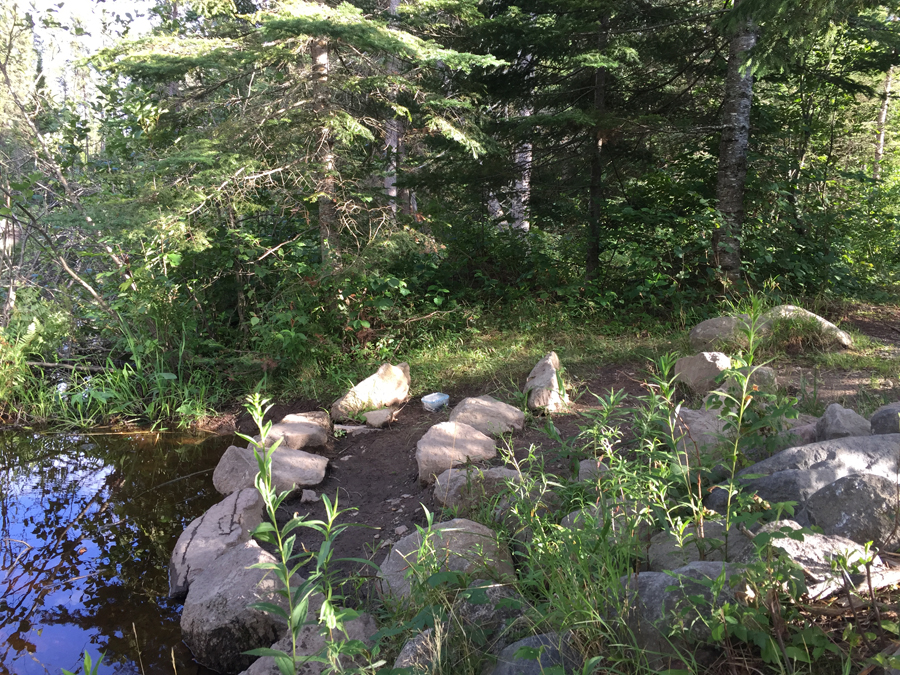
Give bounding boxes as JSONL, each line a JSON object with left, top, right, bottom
{"left": 61, "top": 650, "right": 104, "bottom": 675}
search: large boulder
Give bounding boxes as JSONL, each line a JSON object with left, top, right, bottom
{"left": 523, "top": 352, "right": 569, "bottom": 413}
{"left": 415, "top": 422, "right": 496, "bottom": 484}
{"left": 731, "top": 520, "right": 885, "bottom": 600}
{"left": 168, "top": 488, "right": 264, "bottom": 598}
{"left": 181, "top": 541, "right": 294, "bottom": 674}
{"left": 816, "top": 403, "right": 871, "bottom": 441}
{"left": 705, "top": 435, "right": 900, "bottom": 513}
{"left": 213, "top": 445, "right": 328, "bottom": 496}
{"left": 674, "top": 352, "right": 731, "bottom": 394}
{"left": 760, "top": 304, "right": 852, "bottom": 348}
{"left": 802, "top": 474, "right": 900, "bottom": 550}
{"left": 560, "top": 501, "right": 654, "bottom": 548}
{"left": 434, "top": 466, "right": 521, "bottom": 515}
{"left": 331, "top": 362, "right": 410, "bottom": 422}
{"left": 449, "top": 395, "right": 525, "bottom": 437}
{"left": 871, "top": 402, "right": 900, "bottom": 435}
{"left": 688, "top": 315, "right": 750, "bottom": 351}
{"left": 673, "top": 408, "right": 727, "bottom": 465}
{"left": 452, "top": 580, "right": 527, "bottom": 655}
{"left": 487, "top": 633, "right": 582, "bottom": 675}
{"left": 393, "top": 629, "right": 435, "bottom": 673}
{"left": 620, "top": 561, "right": 739, "bottom": 670}
{"left": 239, "top": 611, "right": 377, "bottom": 675}
{"left": 260, "top": 411, "right": 331, "bottom": 450}
{"left": 378, "top": 518, "right": 515, "bottom": 600}
{"left": 576, "top": 458, "right": 609, "bottom": 483}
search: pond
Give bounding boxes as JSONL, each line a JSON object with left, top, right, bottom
{"left": 0, "top": 430, "right": 238, "bottom": 675}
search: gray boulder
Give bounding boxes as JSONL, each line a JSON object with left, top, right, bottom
{"left": 674, "top": 352, "right": 731, "bottom": 394}
{"left": 648, "top": 520, "right": 740, "bottom": 573}
{"left": 261, "top": 411, "right": 330, "bottom": 450}
{"left": 674, "top": 408, "right": 727, "bottom": 464}
{"left": 169, "top": 488, "right": 264, "bottom": 598}
{"left": 415, "top": 422, "right": 497, "bottom": 484}
{"left": 213, "top": 444, "right": 328, "bottom": 496}
{"left": 378, "top": 518, "right": 515, "bottom": 600}
{"left": 577, "top": 458, "right": 609, "bottom": 483}
{"left": 760, "top": 304, "right": 852, "bottom": 348}
{"left": 705, "top": 434, "right": 900, "bottom": 513}
{"left": 239, "top": 612, "right": 377, "bottom": 675}
{"left": 331, "top": 362, "right": 410, "bottom": 422}
{"left": 434, "top": 466, "right": 521, "bottom": 515}
{"left": 560, "top": 501, "right": 654, "bottom": 548}
{"left": 731, "top": 520, "right": 884, "bottom": 600}
{"left": 816, "top": 403, "right": 871, "bottom": 441}
{"left": 452, "top": 580, "right": 526, "bottom": 655}
{"left": 363, "top": 408, "right": 395, "bottom": 428}
{"left": 393, "top": 629, "right": 435, "bottom": 673}
{"left": 620, "top": 561, "right": 739, "bottom": 669}
{"left": 523, "top": 352, "right": 569, "bottom": 413}
{"left": 688, "top": 315, "right": 750, "bottom": 351}
{"left": 803, "top": 473, "right": 900, "bottom": 550}
{"left": 449, "top": 395, "right": 525, "bottom": 437}
{"left": 871, "top": 402, "right": 900, "bottom": 435}
{"left": 487, "top": 633, "right": 582, "bottom": 675}
{"left": 181, "top": 541, "right": 293, "bottom": 674}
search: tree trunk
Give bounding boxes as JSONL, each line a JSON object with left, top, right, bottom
{"left": 384, "top": 0, "right": 401, "bottom": 215}
{"left": 586, "top": 62, "right": 607, "bottom": 280}
{"left": 510, "top": 54, "right": 534, "bottom": 233}
{"left": 875, "top": 66, "right": 893, "bottom": 181}
{"left": 311, "top": 38, "right": 339, "bottom": 267}
{"left": 713, "top": 8, "right": 757, "bottom": 283}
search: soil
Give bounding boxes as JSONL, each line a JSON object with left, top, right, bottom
{"left": 199, "top": 302, "right": 900, "bottom": 610}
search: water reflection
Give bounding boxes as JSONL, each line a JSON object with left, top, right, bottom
{"left": 0, "top": 431, "right": 235, "bottom": 675}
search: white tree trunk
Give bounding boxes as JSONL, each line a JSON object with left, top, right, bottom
{"left": 875, "top": 66, "right": 893, "bottom": 181}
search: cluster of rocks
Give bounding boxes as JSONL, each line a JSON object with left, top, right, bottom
{"left": 167, "top": 353, "right": 579, "bottom": 674}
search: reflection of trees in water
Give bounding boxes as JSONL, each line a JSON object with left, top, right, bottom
{"left": 0, "top": 432, "right": 232, "bottom": 672}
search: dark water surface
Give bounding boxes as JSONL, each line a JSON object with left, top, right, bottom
{"left": 0, "top": 431, "right": 236, "bottom": 675}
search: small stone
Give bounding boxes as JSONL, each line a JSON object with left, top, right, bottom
{"left": 300, "top": 489, "right": 319, "bottom": 503}
{"left": 340, "top": 455, "right": 353, "bottom": 461}
{"left": 364, "top": 408, "right": 396, "bottom": 428}
{"left": 394, "top": 525, "right": 409, "bottom": 536}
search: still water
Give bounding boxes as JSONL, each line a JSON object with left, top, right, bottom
{"left": 0, "top": 431, "right": 237, "bottom": 675}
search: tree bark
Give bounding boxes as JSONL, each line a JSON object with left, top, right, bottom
{"left": 586, "top": 44, "right": 607, "bottom": 280}
{"left": 384, "top": 0, "right": 401, "bottom": 215}
{"left": 713, "top": 8, "right": 757, "bottom": 283}
{"left": 510, "top": 53, "right": 534, "bottom": 233}
{"left": 875, "top": 66, "right": 893, "bottom": 181}
{"left": 311, "top": 38, "right": 339, "bottom": 267}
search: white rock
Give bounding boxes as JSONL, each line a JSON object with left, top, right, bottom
{"left": 262, "top": 411, "right": 331, "bottom": 450}
{"left": 415, "top": 421, "right": 496, "bottom": 484}
{"left": 674, "top": 352, "right": 732, "bottom": 394}
{"left": 364, "top": 408, "right": 396, "bottom": 428}
{"left": 760, "top": 304, "right": 852, "bottom": 348}
{"left": 523, "top": 352, "right": 569, "bottom": 413}
{"left": 168, "top": 488, "right": 264, "bottom": 598}
{"left": 331, "top": 362, "right": 410, "bottom": 422}
{"left": 213, "top": 445, "right": 328, "bottom": 496}
{"left": 449, "top": 395, "right": 525, "bottom": 436}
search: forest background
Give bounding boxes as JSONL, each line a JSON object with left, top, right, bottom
{"left": 2, "top": 0, "right": 900, "bottom": 427}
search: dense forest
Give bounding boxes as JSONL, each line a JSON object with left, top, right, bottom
{"left": 1, "top": 0, "right": 900, "bottom": 424}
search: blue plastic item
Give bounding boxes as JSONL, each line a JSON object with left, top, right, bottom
{"left": 422, "top": 392, "right": 450, "bottom": 411}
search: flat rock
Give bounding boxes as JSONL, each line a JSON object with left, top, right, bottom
{"left": 816, "top": 403, "right": 871, "bottom": 441}
{"left": 181, "top": 541, "right": 292, "bottom": 674}
{"left": 523, "top": 351, "right": 569, "bottom": 412}
{"left": 648, "top": 520, "right": 736, "bottom": 572}
{"left": 331, "top": 362, "right": 410, "bottom": 422}
{"left": 434, "top": 466, "right": 521, "bottom": 515}
{"left": 803, "top": 474, "right": 900, "bottom": 550}
{"left": 168, "top": 488, "right": 264, "bottom": 598}
{"left": 364, "top": 408, "right": 395, "bottom": 428}
{"left": 704, "top": 435, "right": 900, "bottom": 513}
{"left": 415, "top": 421, "right": 496, "bottom": 484}
{"left": 688, "top": 315, "right": 750, "bottom": 351}
{"left": 213, "top": 445, "right": 328, "bottom": 496}
{"left": 378, "top": 518, "right": 514, "bottom": 599}
{"left": 487, "top": 633, "right": 582, "bottom": 675}
{"left": 262, "top": 411, "right": 330, "bottom": 450}
{"left": 449, "top": 395, "right": 525, "bottom": 436}
{"left": 674, "top": 352, "right": 731, "bottom": 394}
{"left": 871, "top": 402, "right": 900, "bottom": 435}
{"left": 760, "top": 304, "right": 852, "bottom": 348}
{"left": 239, "top": 612, "right": 377, "bottom": 675}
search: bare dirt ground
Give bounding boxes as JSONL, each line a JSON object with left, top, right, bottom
{"left": 220, "top": 302, "right": 900, "bottom": 608}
